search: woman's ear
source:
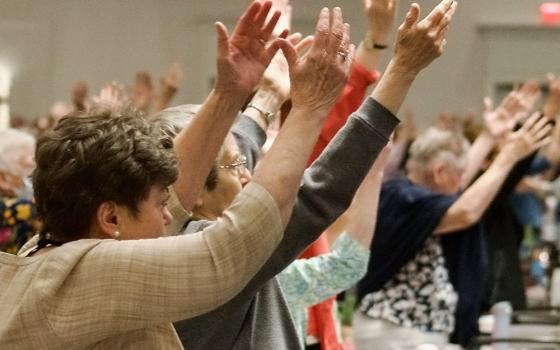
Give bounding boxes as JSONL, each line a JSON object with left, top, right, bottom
{"left": 96, "top": 201, "right": 119, "bottom": 239}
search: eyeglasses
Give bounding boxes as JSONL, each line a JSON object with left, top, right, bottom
{"left": 219, "top": 155, "right": 248, "bottom": 175}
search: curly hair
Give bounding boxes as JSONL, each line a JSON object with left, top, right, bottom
{"left": 33, "top": 107, "right": 178, "bottom": 240}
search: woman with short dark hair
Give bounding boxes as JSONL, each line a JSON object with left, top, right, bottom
{"left": 0, "top": 1, "right": 355, "bottom": 348}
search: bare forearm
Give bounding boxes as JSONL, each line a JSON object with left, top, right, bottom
{"left": 345, "top": 172, "right": 384, "bottom": 247}
{"left": 461, "top": 131, "right": 495, "bottom": 187}
{"left": 355, "top": 30, "right": 390, "bottom": 72}
{"left": 252, "top": 107, "right": 325, "bottom": 224}
{"left": 173, "top": 90, "right": 246, "bottom": 211}
{"left": 435, "top": 153, "right": 515, "bottom": 234}
{"left": 370, "top": 59, "right": 416, "bottom": 116}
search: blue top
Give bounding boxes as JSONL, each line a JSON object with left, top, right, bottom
{"left": 357, "top": 177, "right": 456, "bottom": 301}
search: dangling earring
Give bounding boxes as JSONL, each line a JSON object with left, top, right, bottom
{"left": 113, "top": 230, "right": 120, "bottom": 239}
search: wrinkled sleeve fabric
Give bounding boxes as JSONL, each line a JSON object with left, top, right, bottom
{"left": 43, "top": 182, "right": 283, "bottom": 343}
{"left": 308, "top": 62, "right": 380, "bottom": 164}
{"left": 278, "top": 233, "right": 370, "bottom": 309}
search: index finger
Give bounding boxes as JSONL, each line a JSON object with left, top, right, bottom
{"left": 421, "top": 0, "right": 453, "bottom": 27}
{"left": 311, "top": 8, "right": 331, "bottom": 52}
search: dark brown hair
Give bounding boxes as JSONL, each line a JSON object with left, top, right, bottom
{"left": 33, "top": 107, "right": 177, "bottom": 240}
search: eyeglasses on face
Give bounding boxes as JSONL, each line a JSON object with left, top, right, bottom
{"left": 219, "top": 155, "right": 248, "bottom": 175}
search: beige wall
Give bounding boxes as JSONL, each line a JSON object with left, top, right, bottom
{"left": 1, "top": 0, "right": 559, "bottom": 125}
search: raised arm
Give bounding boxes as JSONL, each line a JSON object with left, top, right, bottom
{"left": 461, "top": 87, "right": 534, "bottom": 187}
{"left": 355, "top": 0, "right": 398, "bottom": 71}
{"left": 154, "top": 62, "right": 184, "bottom": 113}
{"left": 172, "top": 1, "right": 284, "bottom": 211}
{"left": 278, "top": 145, "right": 391, "bottom": 310}
{"left": 248, "top": 0, "right": 458, "bottom": 286}
{"left": 51, "top": 182, "right": 284, "bottom": 342}
{"left": 435, "top": 112, "right": 552, "bottom": 234}
{"left": 372, "top": 0, "right": 456, "bottom": 114}
{"left": 252, "top": 7, "right": 354, "bottom": 224}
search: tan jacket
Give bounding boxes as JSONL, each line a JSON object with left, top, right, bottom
{"left": 0, "top": 182, "right": 282, "bottom": 349}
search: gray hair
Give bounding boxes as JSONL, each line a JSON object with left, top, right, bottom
{"left": 151, "top": 104, "right": 201, "bottom": 138}
{"left": 405, "top": 127, "right": 470, "bottom": 178}
{"left": 151, "top": 104, "right": 223, "bottom": 191}
{"left": 0, "top": 128, "right": 36, "bottom": 174}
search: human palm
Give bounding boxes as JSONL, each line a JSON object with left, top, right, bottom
{"left": 215, "top": 1, "right": 285, "bottom": 96}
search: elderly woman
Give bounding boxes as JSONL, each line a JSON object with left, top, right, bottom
{"left": 0, "top": 128, "right": 39, "bottom": 254}
{"left": 0, "top": 2, "right": 352, "bottom": 348}
{"left": 355, "top": 114, "right": 552, "bottom": 349}
{"left": 166, "top": 2, "right": 460, "bottom": 349}
{"left": 0, "top": 128, "right": 38, "bottom": 254}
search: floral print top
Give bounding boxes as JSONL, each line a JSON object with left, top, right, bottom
{"left": 0, "top": 196, "right": 40, "bottom": 254}
{"left": 278, "top": 233, "right": 370, "bottom": 348}
{"left": 359, "top": 237, "right": 457, "bottom": 333}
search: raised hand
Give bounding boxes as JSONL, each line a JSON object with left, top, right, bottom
{"left": 161, "top": 62, "right": 183, "bottom": 90}
{"left": 92, "top": 82, "right": 130, "bottom": 109}
{"left": 515, "top": 80, "right": 541, "bottom": 115}
{"left": 543, "top": 73, "right": 560, "bottom": 118}
{"left": 364, "top": 0, "right": 399, "bottom": 45}
{"left": 260, "top": 33, "right": 313, "bottom": 101}
{"left": 393, "top": 0, "right": 457, "bottom": 74}
{"left": 501, "top": 112, "right": 552, "bottom": 162}
{"left": 214, "top": 1, "right": 286, "bottom": 97}
{"left": 279, "top": 7, "right": 354, "bottom": 114}
{"left": 255, "top": 0, "right": 292, "bottom": 38}
{"left": 482, "top": 92, "right": 524, "bottom": 137}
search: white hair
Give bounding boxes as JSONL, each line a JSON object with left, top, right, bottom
{"left": 0, "top": 128, "right": 35, "bottom": 174}
{"left": 405, "top": 127, "right": 470, "bottom": 179}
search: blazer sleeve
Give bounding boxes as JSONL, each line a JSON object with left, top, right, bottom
{"left": 42, "top": 182, "right": 283, "bottom": 342}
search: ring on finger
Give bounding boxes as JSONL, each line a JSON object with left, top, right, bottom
{"left": 337, "top": 50, "right": 348, "bottom": 60}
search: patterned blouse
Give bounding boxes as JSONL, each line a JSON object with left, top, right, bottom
{"left": 0, "top": 196, "right": 40, "bottom": 254}
{"left": 278, "top": 233, "right": 370, "bottom": 348}
{"left": 358, "top": 237, "right": 457, "bottom": 333}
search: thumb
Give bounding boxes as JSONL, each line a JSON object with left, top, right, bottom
{"left": 403, "top": 3, "right": 421, "bottom": 29}
{"left": 483, "top": 96, "right": 494, "bottom": 112}
{"left": 215, "top": 22, "right": 229, "bottom": 58}
{"left": 277, "top": 39, "right": 298, "bottom": 71}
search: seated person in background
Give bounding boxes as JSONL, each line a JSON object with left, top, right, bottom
{"left": 0, "top": 128, "right": 38, "bottom": 254}
{"left": 166, "top": 1, "right": 457, "bottom": 349}
{"left": 0, "top": 2, "right": 326, "bottom": 348}
{"left": 355, "top": 112, "right": 551, "bottom": 349}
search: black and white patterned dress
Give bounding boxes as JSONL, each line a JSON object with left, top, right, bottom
{"left": 359, "top": 237, "right": 457, "bottom": 332}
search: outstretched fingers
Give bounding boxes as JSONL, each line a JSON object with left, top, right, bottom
{"left": 312, "top": 8, "right": 331, "bottom": 52}
{"left": 326, "top": 7, "right": 345, "bottom": 56}
{"left": 422, "top": 0, "right": 453, "bottom": 27}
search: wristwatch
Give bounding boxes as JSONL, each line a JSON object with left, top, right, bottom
{"left": 363, "top": 35, "right": 388, "bottom": 50}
